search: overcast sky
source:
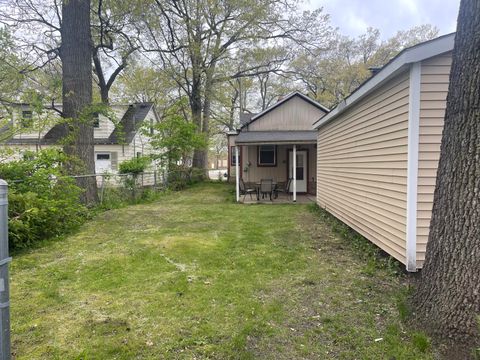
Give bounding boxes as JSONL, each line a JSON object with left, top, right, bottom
{"left": 303, "top": 0, "right": 460, "bottom": 39}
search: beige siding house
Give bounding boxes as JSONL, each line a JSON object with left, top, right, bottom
{"left": 1, "top": 102, "right": 159, "bottom": 175}
{"left": 228, "top": 92, "right": 329, "bottom": 202}
{"left": 313, "top": 33, "right": 454, "bottom": 271}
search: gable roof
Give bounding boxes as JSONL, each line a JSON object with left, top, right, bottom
{"left": 241, "top": 91, "right": 329, "bottom": 129}
{"left": 313, "top": 32, "right": 455, "bottom": 130}
{"left": 3, "top": 102, "right": 155, "bottom": 146}
{"left": 41, "top": 102, "right": 154, "bottom": 145}
{"left": 107, "top": 102, "right": 154, "bottom": 144}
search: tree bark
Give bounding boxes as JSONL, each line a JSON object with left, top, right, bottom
{"left": 413, "top": 0, "right": 480, "bottom": 353}
{"left": 60, "top": 0, "right": 98, "bottom": 204}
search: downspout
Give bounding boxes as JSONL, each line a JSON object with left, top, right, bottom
{"left": 293, "top": 144, "right": 297, "bottom": 202}
{"left": 235, "top": 146, "right": 240, "bottom": 202}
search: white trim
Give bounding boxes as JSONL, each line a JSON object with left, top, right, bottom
{"left": 406, "top": 62, "right": 421, "bottom": 272}
{"left": 293, "top": 145, "right": 297, "bottom": 202}
{"left": 313, "top": 33, "right": 455, "bottom": 130}
{"left": 235, "top": 146, "right": 240, "bottom": 202}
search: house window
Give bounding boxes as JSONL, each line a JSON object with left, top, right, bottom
{"left": 230, "top": 146, "right": 241, "bottom": 166}
{"left": 258, "top": 145, "right": 276, "bottom": 166}
{"left": 93, "top": 113, "right": 100, "bottom": 128}
{"left": 136, "top": 152, "right": 142, "bottom": 158}
{"left": 96, "top": 153, "right": 110, "bottom": 160}
{"left": 21, "top": 110, "right": 33, "bottom": 128}
{"left": 149, "top": 119, "right": 154, "bottom": 136}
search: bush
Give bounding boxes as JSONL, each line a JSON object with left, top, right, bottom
{"left": 0, "top": 149, "right": 88, "bottom": 251}
{"left": 118, "top": 156, "right": 151, "bottom": 175}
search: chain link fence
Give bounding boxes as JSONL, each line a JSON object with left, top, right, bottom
{"left": 72, "top": 168, "right": 207, "bottom": 205}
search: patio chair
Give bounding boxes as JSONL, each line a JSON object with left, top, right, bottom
{"left": 259, "top": 178, "right": 274, "bottom": 201}
{"left": 274, "top": 178, "right": 292, "bottom": 200}
{"left": 240, "top": 179, "right": 257, "bottom": 201}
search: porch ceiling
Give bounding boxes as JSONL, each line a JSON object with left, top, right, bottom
{"left": 234, "top": 130, "right": 317, "bottom": 145}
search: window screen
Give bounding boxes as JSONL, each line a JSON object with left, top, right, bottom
{"left": 258, "top": 145, "right": 276, "bottom": 166}
{"left": 93, "top": 113, "right": 100, "bottom": 128}
{"left": 96, "top": 153, "right": 110, "bottom": 160}
{"left": 21, "top": 111, "right": 33, "bottom": 127}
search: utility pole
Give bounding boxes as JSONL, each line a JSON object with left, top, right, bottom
{"left": 0, "top": 180, "right": 11, "bottom": 360}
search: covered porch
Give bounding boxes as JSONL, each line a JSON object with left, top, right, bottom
{"left": 230, "top": 131, "right": 317, "bottom": 203}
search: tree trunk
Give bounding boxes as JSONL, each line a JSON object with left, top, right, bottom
{"left": 193, "top": 66, "right": 215, "bottom": 175}
{"left": 413, "top": 0, "right": 480, "bottom": 353}
{"left": 60, "top": 0, "right": 98, "bottom": 204}
{"left": 92, "top": 47, "right": 109, "bottom": 104}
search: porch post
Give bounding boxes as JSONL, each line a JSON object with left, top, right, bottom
{"left": 235, "top": 146, "right": 240, "bottom": 202}
{"left": 293, "top": 144, "right": 297, "bottom": 202}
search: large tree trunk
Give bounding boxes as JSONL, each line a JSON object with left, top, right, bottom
{"left": 60, "top": 0, "right": 98, "bottom": 204}
{"left": 413, "top": 0, "right": 480, "bottom": 354}
{"left": 190, "top": 74, "right": 205, "bottom": 170}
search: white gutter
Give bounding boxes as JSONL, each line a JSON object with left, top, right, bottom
{"left": 313, "top": 33, "right": 455, "bottom": 130}
{"left": 235, "top": 146, "right": 240, "bottom": 202}
{"left": 405, "top": 62, "right": 421, "bottom": 272}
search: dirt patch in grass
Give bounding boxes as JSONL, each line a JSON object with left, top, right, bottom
{"left": 10, "top": 182, "right": 434, "bottom": 359}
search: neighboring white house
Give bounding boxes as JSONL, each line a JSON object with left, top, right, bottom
{"left": 0, "top": 102, "right": 159, "bottom": 176}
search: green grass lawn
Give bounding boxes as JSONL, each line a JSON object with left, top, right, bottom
{"left": 10, "top": 182, "right": 432, "bottom": 359}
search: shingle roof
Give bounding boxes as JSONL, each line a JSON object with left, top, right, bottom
{"left": 107, "top": 102, "right": 154, "bottom": 144}
{"left": 235, "top": 131, "right": 317, "bottom": 144}
{"left": 14, "top": 102, "right": 155, "bottom": 145}
{"left": 240, "top": 112, "right": 256, "bottom": 125}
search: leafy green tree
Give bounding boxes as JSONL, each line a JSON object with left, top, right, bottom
{"left": 150, "top": 99, "right": 206, "bottom": 173}
{"left": 0, "top": 28, "right": 23, "bottom": 103}
{"left": 290, "top": 25, "right": 439, "bottom": 108}
{"left": 138, "top": 0, "right": 332, "bottom": 172}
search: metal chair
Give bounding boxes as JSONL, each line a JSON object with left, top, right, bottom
{"left": 275, "top": 178, "right": 292, "bottom": 200}
{"left": 240, "top": 179, "right": 256, "bottom": 201}
{"left": 260, "top": 178, "right": 274, "bottom": 201}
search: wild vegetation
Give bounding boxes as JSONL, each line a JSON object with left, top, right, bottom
{"left": 0, "top": 149, "right": 87, "bottom": 251}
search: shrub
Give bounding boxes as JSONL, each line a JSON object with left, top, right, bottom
{"left": 118, "top": 156, "right": 151, "bottom": 175}
{"left": 118, "top": 156, "right": 151, "bottom": 199}
{"left": 0, "top": 149, "right": 88, "bottom": 251}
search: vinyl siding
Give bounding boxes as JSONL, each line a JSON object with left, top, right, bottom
{"left": 416, "top": 52, "right": 451, "bottom": 267}
{"left": 317, "top": 70, "right": 410, "bottom": 264}
{"left": 242, "top": 144, "right": 316, "bottom": 189}
{"left": 248, "top": 96, "right": 326, "bottom": 131}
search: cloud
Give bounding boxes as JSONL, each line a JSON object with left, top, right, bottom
{"left": 303, "top": 0, "right": 460, "bottom": 38}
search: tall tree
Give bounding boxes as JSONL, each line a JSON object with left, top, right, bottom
{"left": 413, "top": 0, "right": 479, "bottom": 355}
{"left": 290, "top": 25, "right": 439, "bottom": 108}
{"left": 0, "top": 0, "right": 139, "bottom": 104}
{"left": 60, "top": 0, "right": 97, "bottom": 204}
{"left": 139, "top": 1, "right": 331, "bottom": 172}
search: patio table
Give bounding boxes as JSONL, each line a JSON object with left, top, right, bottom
{"left": 255, "top": 181, "right": 277, "bottom": 200}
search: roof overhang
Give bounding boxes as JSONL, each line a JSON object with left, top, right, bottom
{"left": 313, "top": 33, "right": 455, "bottom": 130}
{"left": 234, "top": 131, "right": 317, "bottom": 145}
